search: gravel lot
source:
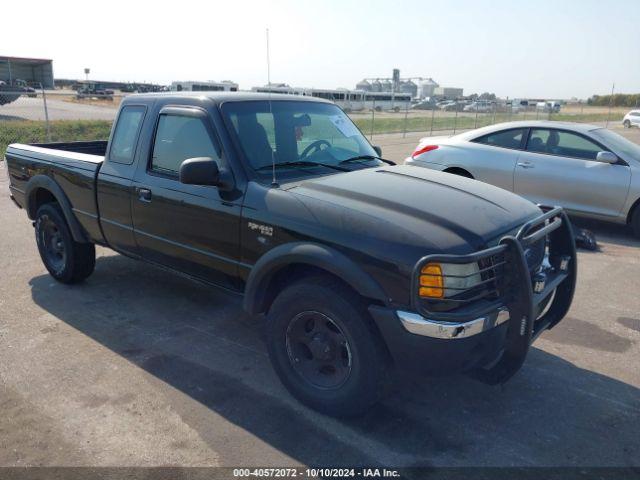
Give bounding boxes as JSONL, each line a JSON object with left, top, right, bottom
{"left": 0, "top": 131, "right": 639, "bottom": 470}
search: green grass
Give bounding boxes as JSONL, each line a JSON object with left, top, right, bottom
{"left": 1, "top": 120, "right": 113, "bottom": 160}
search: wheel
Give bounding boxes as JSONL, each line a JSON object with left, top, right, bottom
{"left": 631, "top": 206, "right": 640, "bottom": 238}
{"left": 265, "top": 276, "right": 391, "bottom": 416}
{"left": 34, "top": 203, "right": 96, "bottom": 284}
{"left": 623, "top": 120, "right": 631, "bottom": 128}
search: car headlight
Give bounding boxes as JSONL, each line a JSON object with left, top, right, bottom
{"left": 419, "top": 262, "right": 482, "bottom": 299}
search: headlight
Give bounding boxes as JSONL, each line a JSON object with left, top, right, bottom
{"left": 419, "top": 262, "right": 482, "bottom": 299}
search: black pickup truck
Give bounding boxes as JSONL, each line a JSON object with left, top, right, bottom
{"left": 5, "top": 92, "right": 577, "bottom": 416}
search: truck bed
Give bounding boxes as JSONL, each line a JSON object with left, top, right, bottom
{"left": 5, "top": 141, "right": 106, "bottom": 244}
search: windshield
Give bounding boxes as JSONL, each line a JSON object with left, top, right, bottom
{"left": 221, "top": 100, "right": 382, "bottom": 178}
{"left": 590, "top": 128, "right": 640, "bottom": 162}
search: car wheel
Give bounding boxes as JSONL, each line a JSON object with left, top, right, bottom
{"left": 265, "top": 276, "right": 391, "bottom": 416}
{"left": 623, "top": 120, "right": 631, "bottom": 128}
{"left": 631, "top": 206, "right": 640, "bottom": 238}
{"left": 35, "top": 203, "right": 96, "bottom": 284}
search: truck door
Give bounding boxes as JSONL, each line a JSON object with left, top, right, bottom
{"left": 131, "top": 106, "right": 242, "bottom": 288}
{"left": 97, "top": 104, "right": 147, "bottom": 256}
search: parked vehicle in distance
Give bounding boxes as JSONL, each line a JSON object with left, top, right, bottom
{"left": 509, "top": 99, "right": 530, "bottom": 113}
{"left": 5, "top": 94, "right": 576, "bottom": 416}
{"left": 437, "top": 100, "right": 462, "bottom": 111}
{"left": 406, "top": 121, "right": 640, "bottom": 236}
{"left": 76, "top": 82, "right": 114, "bottom": 101}
{"left": 536, "top": 101, "right": 561, "bottom": 113}
{"left": 623, "top": 110, "right": 640, "bottom": 128}
{"left": 14, "top": 79, "right": 37, "bottom": 98}
{"left": 464, "top": 100, "right": 494, "bottom": 113}
{"left": 411, "top": 99, "right": 437, "bottom": 110}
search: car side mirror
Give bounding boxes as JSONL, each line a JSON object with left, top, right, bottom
{"left": 373, "top": 145, "right": 382, "bottom": 156}
{"left": 179, "top": 157, "right": 221, "bottom": 186}
{"left": 596, "top": 151, "right": 617, "bottom": 164}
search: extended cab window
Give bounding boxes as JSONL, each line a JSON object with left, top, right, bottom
{"left": 472, "top": 128, "right": 525, "bottom": 150}
{"left": 151, "top": 114, "right": 220, "bottom": 176}
{"left": 110, "top": 106, "right": 146, "bottom": 164}
{"left": 527, "top": 129, "right": 602, "bottom": 160}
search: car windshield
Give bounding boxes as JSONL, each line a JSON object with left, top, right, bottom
{"left": 590, "top": 128, "right": 640, "bottom": 161}
{"left": 221, "top": 100, "right": 382, "bottom": 179}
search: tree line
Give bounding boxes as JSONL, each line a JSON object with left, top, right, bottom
{"left": 588, "top": 94, "right": 640, "bottom": 107}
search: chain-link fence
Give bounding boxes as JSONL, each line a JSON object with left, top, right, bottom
{"left": 0, "top": 89, "right": 631, "bottom": 161}
{"left": 0, "top": 89, "right": 117, "bottom": 159}
{"left": 349, "top": 101, "right": 630, "bottom": 142}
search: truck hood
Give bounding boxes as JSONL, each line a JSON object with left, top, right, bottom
{"left": 288, "top": 165, "right": 541, "bottom": 254}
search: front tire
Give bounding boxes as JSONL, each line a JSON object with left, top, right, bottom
{"left": 34, "top": 203, "right": 96, "bottom": 284}
{"left": 265, "top": 276, "right": 391, "bottom": 416}
{"left": 624, "top": 120, "right": 631, "bottom": 128}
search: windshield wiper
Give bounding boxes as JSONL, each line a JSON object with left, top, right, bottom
{"left": 256, "top": 161, "right": 349, "bottom": 172}
{"left": 339, "top": 155, "right": 395, "bottom": 166}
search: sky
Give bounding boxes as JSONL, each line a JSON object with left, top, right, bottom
{"left": 4, "top": 0, "right": 639, "bottom": 99}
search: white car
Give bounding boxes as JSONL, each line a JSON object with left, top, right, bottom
{"left": 463, "top": 101, "right": 493, "bottom": 113}
{"left": 405, "top": 121, "right": 640, "bottom": 236}
{"left": 623, "top": 110, "right": 640, "bottom": 128}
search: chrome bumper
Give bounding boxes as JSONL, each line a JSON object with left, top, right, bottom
{"left": 398, "top": 307, "right": 509, "bottom": 339}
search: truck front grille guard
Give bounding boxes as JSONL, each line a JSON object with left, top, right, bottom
{"left": 411, "top": 206, "right": 576, "bottom": 324}
{"left": 411, "top": 206, "right": 577, "bottom": 384}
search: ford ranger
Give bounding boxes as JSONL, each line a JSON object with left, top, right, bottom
{"left": 5, "top": 92, "right": 577, "bottom": 416}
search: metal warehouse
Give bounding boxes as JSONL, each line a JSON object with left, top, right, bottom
{"left": 0, "top": 56, "right": 54, "bottom": 88}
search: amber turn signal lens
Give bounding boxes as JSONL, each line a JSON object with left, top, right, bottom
{"left": 419, "top": 263, "right": 444, "bottom": 298}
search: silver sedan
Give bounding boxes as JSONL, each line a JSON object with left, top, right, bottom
{"left": 405, "top": 121, "right": 640, "bottom": 237}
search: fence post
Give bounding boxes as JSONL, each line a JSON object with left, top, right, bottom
{"left": 492, "top": 103, "right": 497, "bottom": 125}
{"left": 370, "top": 99, "right": 375, "bottom": 141}
{"left": 474, "top": 104, "right": 478, "bottom": 128}
{"left": 453, "top": 108, "right": 458, "bottom": 134}
{"left": 402, "top": 102, "right": 408, "bottom": 138}
{"left": 41, "top": 85, "right": 51, "bottom": 142}
{"left": 429, "top": 107, "right": 435, "bottom": 136}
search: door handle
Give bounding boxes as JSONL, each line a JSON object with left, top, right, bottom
{"left": 517, "top": 161, "right": 534, "bottom": 169}
{"left": 137, "top": 187, "right": 152, "bottom": 202}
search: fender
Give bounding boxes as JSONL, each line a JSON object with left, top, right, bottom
{"left": 243, "top": 242, "right": 388, "bottom": 314}
{"left": 25, "top": 175, "right": 89, "bottom": 243}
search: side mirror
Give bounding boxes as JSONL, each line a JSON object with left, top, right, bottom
{"left": 596, "top": 151, "right": 617, "bottom": 164}
{"left": 179, "top": 157, "right": 220, "bottom": 186}
{"left": 373, "top": 145, "right": 382, "bottom": 156}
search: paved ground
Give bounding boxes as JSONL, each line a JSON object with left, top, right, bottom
{"left": 1, "top": 164, "right": 639, "bottom": 467}
{"left": 0, "top": 96, "right": 117, "bottom": 122}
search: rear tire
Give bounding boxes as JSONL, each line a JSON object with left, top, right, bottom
{"left": 34, "top": 203, "right": 96, "bottom": 284}
{"left": 631, "top": 206, "right": 640, "bottom": 238}
{"left": 265, "top": 276, "right": 391, "bottom": 416}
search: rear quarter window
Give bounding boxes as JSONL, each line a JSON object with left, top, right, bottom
{"left": 109, "top": 105, "right": 146, "bottom": 164}
{"left": 472, "top": 128, "right": 526, "bottom": 150}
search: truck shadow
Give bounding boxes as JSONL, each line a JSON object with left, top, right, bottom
{"left": 28, "top": 253, "right": 640, "bottom": 467}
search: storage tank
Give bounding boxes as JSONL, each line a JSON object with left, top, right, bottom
{"left": 418, "top": 78, "right": 438, "bottom": 99}
{"left": 371, "top": 79, "right": 382, "bottom": 92}
{"left": 356, "top": 79, "right": 372, "bottom": 91}
{"left": 380, "top": 79, "right": 392, "bottom": 92}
